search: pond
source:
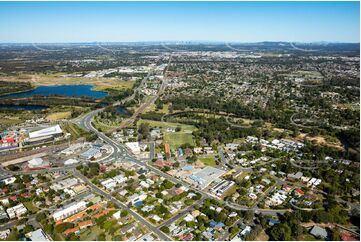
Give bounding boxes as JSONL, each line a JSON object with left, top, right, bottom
{"left": 0, "top": 85, "right": 108, "bottom": 99}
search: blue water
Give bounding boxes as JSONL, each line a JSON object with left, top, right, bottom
{"left": 0, "top": 104, "right": 48, "bottom": 110}
{"left": 116, "top": 105, "right": 131, "bottom": 116}
{"left": 0, "top": 85, "right": 108, "bottom": 99}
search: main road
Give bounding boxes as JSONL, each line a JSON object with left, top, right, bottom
{"left": 77, "top": 104, "right": 289, "bottom": 216}
{"left": 73, "top": 170, "right": 172, "bottom": 241}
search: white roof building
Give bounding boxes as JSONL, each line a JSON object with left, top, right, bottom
{"left": 29, "top": 125, "right": 63, "bottom": 139}
{"left": 1, "top": 177, "right": 16, "bottom": 185}
{"left": 52, "top": 201, "right": 87, "bottom": 221}
{"left": 125, "top": 142, "right": 141, "bottom": 155}
{"left": 29, "top": 229, "right": 51, "bottom": 241}
{"left": 64, "top": 158, "right": 79, "bottom": 165}
{"left": 101, "top": 179, "right": 117, "bottom": 190}
{"left": 0, "top": 229, "right": 10, "bottom": 240}
{"left": 7, "top": 203, "right": 27, "bottom": 219}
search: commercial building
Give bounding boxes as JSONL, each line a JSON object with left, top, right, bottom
{"left": 189, "top": 166, "right": 225, "bottom": 189}
{"left": 125, "top": 142, "right": 141, "bottom": 155}
{"left": 29, "top": 229, "right": 51, "bottom": 241}
{"left": 29, "top": 125, "right": 63, "bottom": 139}
{"left": 64, "top": 158, "right": 79, "bottom": 166}
{"left": 51, "top": 178, "right": 79, "bottom": 191}
{"left": 0, "top": 138, "right": 18, "bottom": 151}
{"left": 27, "top": 157, "right": 50, "bottom": 170}
{"left": 80, "top": 147, "right": 101, "bottom": 160}
{"left": 25, "top": 125, "right": 63, "bottom": 145}
{"left": 210, "top": 180, "right": 235, "bottom": 197}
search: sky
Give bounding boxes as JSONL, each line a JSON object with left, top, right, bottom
{"left": 0, "top": 1, "right": 359, "bottom": 43}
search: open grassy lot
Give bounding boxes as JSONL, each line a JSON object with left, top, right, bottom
{"left": 46, "top": 111, "right": 71, "bottom": 121}
{"left": 1, "top": 73, "right": 135, "bottom": 92}
{"left": 163, "top": 132, "right": 195, "bottom": 150}
{"left": 93, "top": 120, "right": 120, "bottom": 133}
{"left": 198, "top": 156, "right": 217, "bottom": 166}
{"left": 235, "top": 171, "right": 250, "bottom": 181}
{"left": 144, "top": 103, "right": 169, "bottom": 114}
{"left": 79, "top": 225, "right": 103, "bottom": 241}
{"left": 23, "top": 201, "right": 39, "bottom": 213}
{"left": 137, "top": 119, "right": 197, "bottom": 132}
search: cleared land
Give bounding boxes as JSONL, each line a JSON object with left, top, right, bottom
{"left": 137, "top": 119, "right": 197, "bottom": 132}
{"left": 198, "top": 156, "right": 217, "bottom": 166}
{"left": 2, "top": 73, "right": 135, "bottom": 92}
{"left": 46, "top": 111, "right": 72, "bottom": 121}
{"left": 163, "top": 132, "right": 195, "bottom": 150}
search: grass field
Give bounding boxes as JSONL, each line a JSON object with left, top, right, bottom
{"left": 80, "top": 226, "right": 103, "bottom": 241}
{"left": 2, "top": 73, "right": 135, "bottom": 92}
{"left": 198, "top": 156, "right": 217, "bottom": 166}
{"left": 93, "top": 120, "right": 120, "bottom": 133}
{"left": 163, "top": 132, "right": 195, "bottom": 150}
{"left": 137, "top": 119, "right": 197, "bottom": 132}
{"left": 23, "top": 201, "right": 39, "bottom": 213}
{"left": 46, "top": 111, "right": 71, "bottom": 121}
{"left": 235, "top": 171, "right": 250, "bottom": 181}
{"left": 144, "top": 103, "right": 169, "bottom": 114}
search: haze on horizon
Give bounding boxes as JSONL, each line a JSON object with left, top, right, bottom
{"left": 0, "top": 1, "right": 359, "bottom": 43}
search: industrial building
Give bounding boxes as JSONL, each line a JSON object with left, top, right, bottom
{"left": 29, "top": 229, "right": 51, "bottom": 241}
{"left": 24, "top": 125, "right": 63, "bottom": 145}
{"left": 189, "top": 166, "right": 226, "bottom": 189}
{"left": 80, "top": 147, "right": 101, "bottom": 160}
{"left": 210, "top": 179, "right": 235, "bottom": 197}
{"left": 27, "top": 157, "right": 50, "bottom": 170}
{"left": 29, "top": 125, "right": 63, "bottom": 139}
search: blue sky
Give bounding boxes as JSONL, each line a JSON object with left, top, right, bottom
{"left": 0, "top": 1, "right": 359, "bottom": 43}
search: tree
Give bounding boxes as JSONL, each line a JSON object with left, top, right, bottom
{"left": 36, "top": 212, "right": 46, "bottom": 222}
{"left": 55, "top": 222, "right": 74, "bottom": 233}
{"left": 121, "top": 210, "right": 129, "bottom": 217}
{"left": 331, "top": 228, "right": 341, "bottom": 241}
{"left": 160, "top": 226, "right": 170, "bottom": 234}
{"left": 269, "top": 223, "right": 292, "bottom": 241}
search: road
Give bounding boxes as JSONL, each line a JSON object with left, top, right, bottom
{"left": 73, "top": 170, "right": 171, "bottom": 241}
{"left": 158, "top": 197, "right": 205, "bottom": 228}
{"left": 77, "top": 106, "right": 289, "bottom": 217}
{"left": 119, "top": 55, "right": 172, "bottom": 129}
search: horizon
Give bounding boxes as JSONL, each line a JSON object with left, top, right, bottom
{"left": 0, "top": 1, "right": 359, "bottom": 43}
{"left": 0, "top": 40, "right": 360, "bottom": 45}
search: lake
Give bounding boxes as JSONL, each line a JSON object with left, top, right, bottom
{"left": 0, "top": 85, "right": 108, "bottom": 99}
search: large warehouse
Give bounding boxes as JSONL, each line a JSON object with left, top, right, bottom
{"left": 25, "top": 125, "right": 63, "bottom": 145}
{"left": 189, "top": 166, "right": 226, "bottom": 189}
{"left": 29, "top": 125, "right": 63, "bottom": 139}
